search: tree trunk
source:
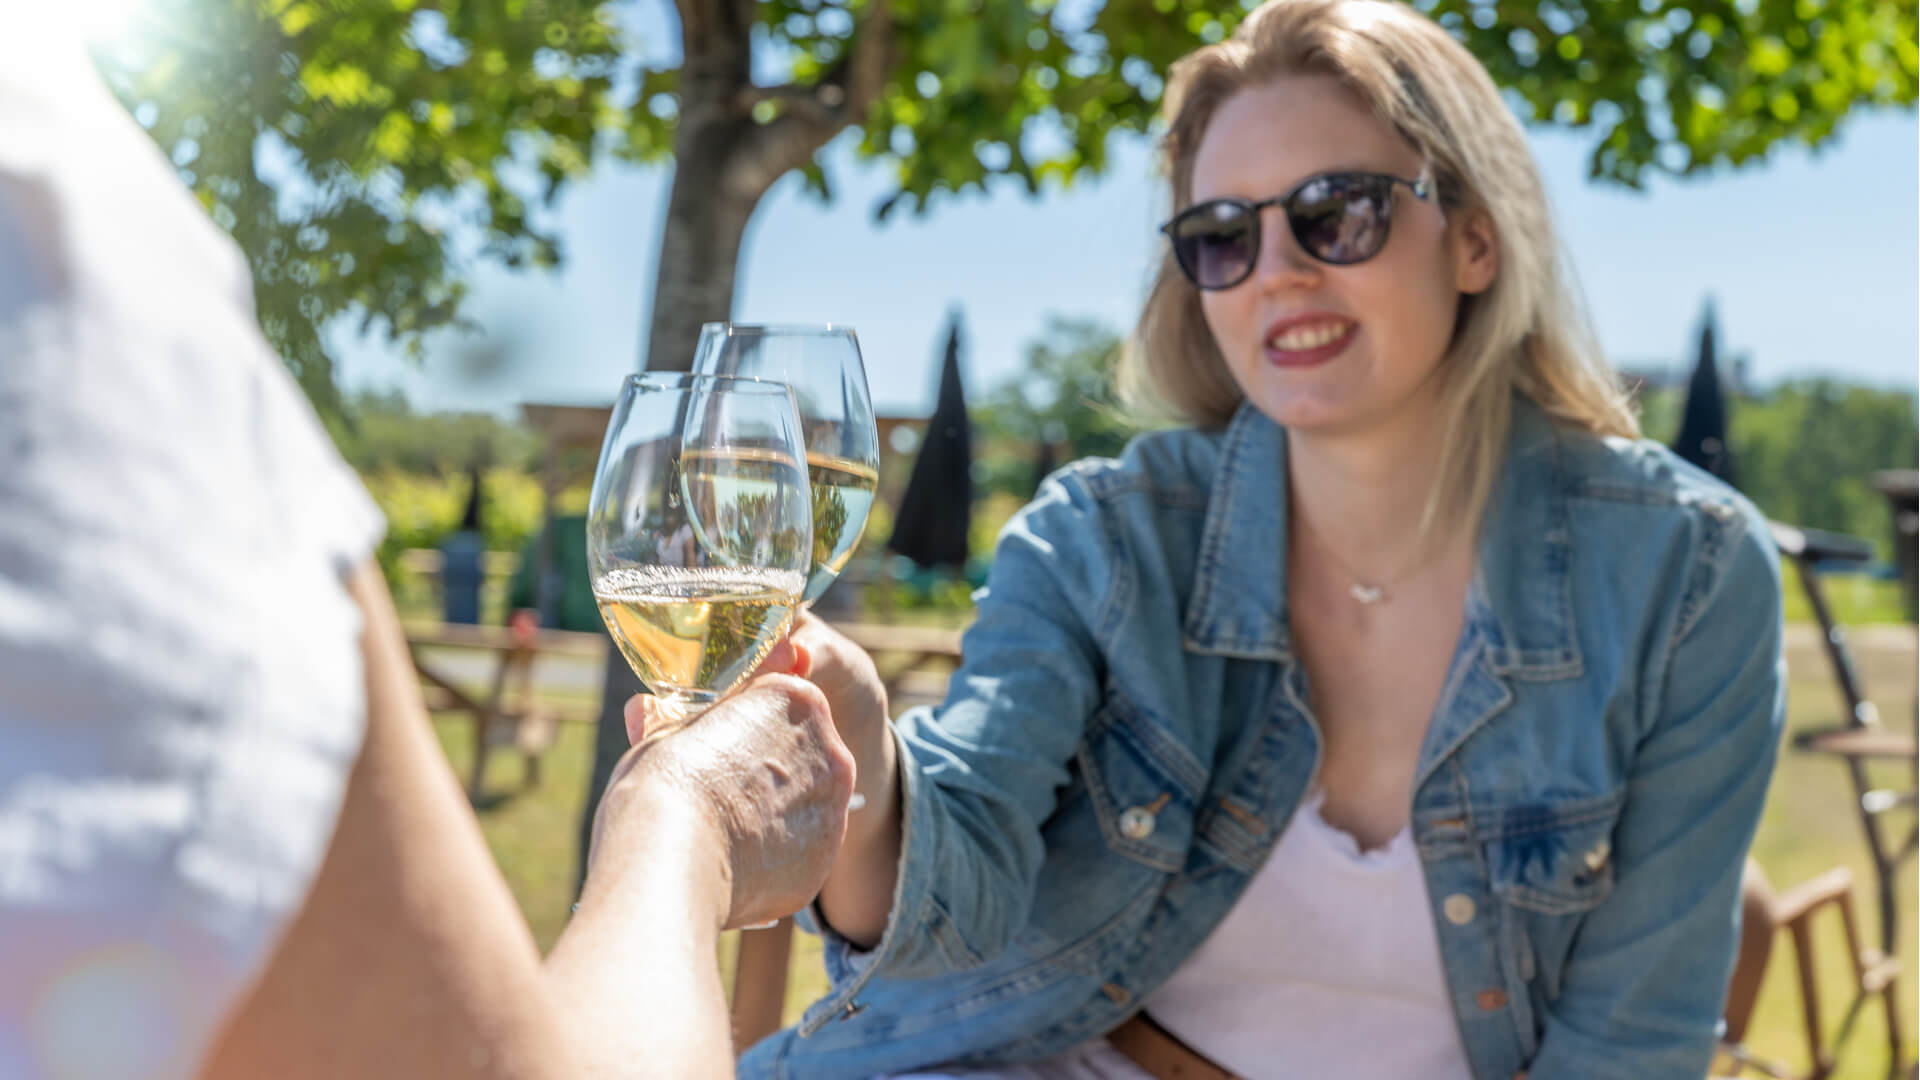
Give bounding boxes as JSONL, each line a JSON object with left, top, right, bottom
{"left": 576, "top": 0, "right": 894, "bottom": 897}
{"left": 640, "top": 115, "right": 756, "bottom": 371}
{"left": 576, "top": 26, "right": 760, "bottom": 896}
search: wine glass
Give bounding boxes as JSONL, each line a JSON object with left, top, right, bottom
{"left": 693, "top": 324, "right": 880, "bottom": 607}
{"left": 586, "top": 373, "right": 813, "bottom": 734}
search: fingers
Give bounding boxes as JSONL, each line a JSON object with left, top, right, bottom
{"left": 741, "top": 672, "right": 830, "bottom": 725}
{"left": 738, "top": 674, "right": 855, "bottom": 798}
{"left": 748, "top": 635, "right": 812, "bottom": 682}
{"left": 623, "top": 694, "right": 650, "bottom": 745}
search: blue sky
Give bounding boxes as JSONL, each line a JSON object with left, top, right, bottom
{"left": 332, "top": 106, "right": 1920, "bottom": 418}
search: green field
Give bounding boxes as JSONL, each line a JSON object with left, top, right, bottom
{"left": 432, "top": 628, "right": 1917, "bottom": 1076}
{"left": 1782, "top": 562, "right": 1912, "bottom": 628}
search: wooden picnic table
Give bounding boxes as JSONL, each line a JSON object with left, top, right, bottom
{"left": 404, "top": 622, "right": 606, "bottom": 800}
{"left": 828, "top": 620, "right": 966, "bottom": 708}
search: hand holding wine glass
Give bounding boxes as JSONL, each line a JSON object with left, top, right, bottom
{"left": 586, "top": 373, "right": 814, "bottom": 734}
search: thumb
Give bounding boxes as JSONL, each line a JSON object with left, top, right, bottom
{"left": 623, "top": 694, "right": 652, "bottom": 745}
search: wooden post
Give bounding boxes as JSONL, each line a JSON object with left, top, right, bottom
{"left": 730, "top": 918, "right": 795, "bottom": 1052}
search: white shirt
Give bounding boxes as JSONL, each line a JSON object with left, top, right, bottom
{"left": 885, "top": 789, "right": 1473, "bottom": 1080}
{"left": 1145, "top": 788, "right": 1475, "bottom": 1080}
{"left": 0, "top": 22, "right": 382, "bottom": 1080}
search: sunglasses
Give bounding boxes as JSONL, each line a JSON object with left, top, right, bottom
{"left": 1160, "top": 170, "right": 1433, "bottom": 290}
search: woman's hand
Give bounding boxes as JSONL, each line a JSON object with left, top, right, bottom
{"left": 621, "top": 613, "right": 903, "bottom": 946}
{"left": 785, "top": 610, "right": 895, "bottom": 813}
{"left": 785, "top": 610, "right": 903, "bottom": 947}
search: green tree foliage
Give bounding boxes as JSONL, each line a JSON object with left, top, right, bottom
{"left": 97, "top": 0, "right": 627, "bottom": 413}
{"left": 327, "top": 389, "right": 543, "bottom": 472}
{"left": 973, "top": 316, "right": 1139, "bottom": 497}
{"left": 326, "top": 390, "right": 551, "bottom": 576}
{"left": 1729, "top": 380, "right": 1918, "bottom": 553}
{"left": 1639, "top": 379, "right": 1918, "bottom": 553}
{"left": 103, "top": 0, "right": 1916, "bottom": 410}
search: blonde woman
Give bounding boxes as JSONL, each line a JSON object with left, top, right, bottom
{"left": 737, "top": 0, "right": 1785, "bottom": 1075}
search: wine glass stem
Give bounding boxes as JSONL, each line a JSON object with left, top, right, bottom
{"left": 644, "top": 690, "right": 718, "bottom": 738}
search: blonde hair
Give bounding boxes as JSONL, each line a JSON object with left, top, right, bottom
{"left": 1122, "top": 0, "right": 1637, "bottom": 536}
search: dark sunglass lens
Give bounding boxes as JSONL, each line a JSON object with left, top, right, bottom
{"left": 1172, "top": 202, "right": 1257, "bottom": 288}
{"left": 1290, "top": 175, "right": 1391, "bottom": 265}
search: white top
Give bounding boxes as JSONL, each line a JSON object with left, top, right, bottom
{"left": 0, "top": 20, "right": 383, "bottom": 1080}
{"left": 884, "top": 790, "right": 1472, "bottom": 1080}
{"left": 1145, "top": 788, "right": 1474, "bottom": 1080}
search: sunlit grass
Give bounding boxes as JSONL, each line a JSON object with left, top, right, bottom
{"left": 1782, "top": 561, "right": 1912, "bottom": 628}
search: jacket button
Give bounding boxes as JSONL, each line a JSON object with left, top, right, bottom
{"left": 1477, "top": 989, "right": 1508, "bottom": 1010}
{"left": 1443, "top": 894, "right": 1476, "bottom": 925}
{"left": 1583, "top": 840, "right": 1611, "bottom": 872}
{"left": 1102, "top": 982, "right": 1132, "bottom": 1006}
{"left": 839, "top": 1000, "right": 865, "bottom": 1020}
{"left": 1118, "top": 806, "right": 1157, "bottom": 840}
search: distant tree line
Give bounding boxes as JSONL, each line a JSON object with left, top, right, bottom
{"left": 969, "top": 320, "right": 1918, "bottom": 561}
{"left": 1643, "top": 379, "right": 1918, "bottom": 558}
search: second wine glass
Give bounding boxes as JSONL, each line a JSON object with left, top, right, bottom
{"left": 693, "top": 323, "right": 880, "bottom": 606}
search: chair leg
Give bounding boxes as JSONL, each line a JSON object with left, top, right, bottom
{"left": 468, "top": 710, "right": 491, "bottom": 801}
{"left": 1724, "top": 860, "right": 1778, "bottom": 1047}
{"left": 1788, "top": 917, "right": 1834, "bottom": 1080}
{"left": 730, "top": 918, "right": 795, "bottom": 1053}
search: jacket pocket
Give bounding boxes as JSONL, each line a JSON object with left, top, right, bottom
{"left": 1074, "top": 690, "right": 1202, "bottom": 874}
{"left": 1479, "top": 788, "right": 1622, "bottom": 914}
{"left": 1478, "top": 787, "right": 1624, "bottom": 1008}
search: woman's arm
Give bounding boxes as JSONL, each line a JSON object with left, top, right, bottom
{"left": 797, "top": 472, "right": 1119, "bottom": 972}
{"left": 1526, "top": 514, "right": 1786, "bottom": 1078}
{"left": 788, "top": 612, "right": 902, "bottom": 948}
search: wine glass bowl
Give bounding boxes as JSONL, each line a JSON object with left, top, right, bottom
{"left": 693, "top": 324, "right": 881, "bottom": 606}
{"left": 586, "top": 373, "right": 813, "bottom": 732}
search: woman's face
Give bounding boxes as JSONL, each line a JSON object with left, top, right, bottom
{"left": 1188, "top": 74, "right": 1494, "bottom": 438}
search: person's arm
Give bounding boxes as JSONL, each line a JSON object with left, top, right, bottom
{"left": 198, "top": 561, "right": 572, "bottom": 1079}
{"left": 199, "top": 562, "right": 852, "bottom": 1079}
{"left": 799, "top": 469, "right": 1117, "bottom": 969}
{"left": 787, "top": 611, "right": 901, "bottom": 948}
{"left": 1526, "top": 511, "right": 1786, "bottom": 1077}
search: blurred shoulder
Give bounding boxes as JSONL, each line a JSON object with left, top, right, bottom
{"left": 1031, "top": 425, "right": 1227, "bottom": 511}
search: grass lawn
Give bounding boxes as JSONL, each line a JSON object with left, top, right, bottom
{"left": 434, "top": 627, "right": 1916, "bottom": 1075}
{"left": 1781, "top": 562, "right": 1912, "bottom": 628}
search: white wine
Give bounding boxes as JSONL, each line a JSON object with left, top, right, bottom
{"left": 675, "top": 447, "right": 811, "bottom": 570}
{"left": 805, "top": 452, "right": 879, "bottom": 603}
{"left": 593, "top": 565, "right": 806, "bottom": 721}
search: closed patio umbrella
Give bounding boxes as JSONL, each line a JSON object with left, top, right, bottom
{"left": 1671, "top": 297, "right": 1737, "bottom": 487}
{"left": 887, "top": 314, "right": 973, "bottom": 570}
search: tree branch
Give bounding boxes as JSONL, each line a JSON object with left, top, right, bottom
{"left": 726, "top": 0, "right": 895, "bottom": 202}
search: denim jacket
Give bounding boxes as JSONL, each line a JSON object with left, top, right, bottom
{"left": 742, "top": 395, "right": 1785, "bottom": 1080}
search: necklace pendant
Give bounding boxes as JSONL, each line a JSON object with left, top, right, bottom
{"left": 1349, "top": 583, "right": 1385, "bottom": 605}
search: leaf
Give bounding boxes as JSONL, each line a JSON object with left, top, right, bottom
{"left": 102, "top": 0, "right": 1917, "bottom": 415}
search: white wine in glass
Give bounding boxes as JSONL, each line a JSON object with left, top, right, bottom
{"left": 694, "top": 324, "right": 881, "bottom": 606}
{"left": 586, "top": 374, "right": 813, "bottom": 732}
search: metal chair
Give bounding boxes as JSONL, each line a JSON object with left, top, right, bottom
{"left": 1769, "top": 521, "right": 1916, "bottom": 1079}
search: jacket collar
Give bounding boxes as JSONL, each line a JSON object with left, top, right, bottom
{"left": 1181, "top": 395, "right": 1582, "bottom": 680}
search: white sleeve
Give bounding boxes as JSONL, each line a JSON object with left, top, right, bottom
{"left": 0, "top": 29, "right": 384, "bottom": 1080}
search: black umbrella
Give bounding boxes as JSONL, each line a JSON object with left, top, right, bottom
{"left": 1030, "top": 437, "right": 1059, "bottom": 498}
{"left": 1671, "top": 297, "right": 1737, "bottom": 487}
{"left": 888, "top": 314, "right": 974, "bottom": 570}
